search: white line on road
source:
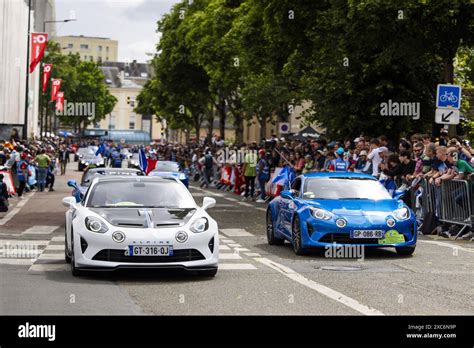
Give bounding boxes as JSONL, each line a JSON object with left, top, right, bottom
{"left": 418, "top": 240, "right": 474, "bottom": 253}
{"left": 51, "top": 236, "right": 65, "bottom": 242}
{"left": 245, "top": 252, "right": 261, "bottom": 257}
{"left": 44, "top": 244, "right": 64, "bottom": 251}
{"left": 219, "top": 253, "right": 242, "bottom": 260}
{"left": 228, "top": 243, "right": 242, "bottom": 247}
{"left": 0, "top": 240, "right": 49, "bottom": 246}
{"left": 37, "top": 253, "right": 64, "bottom": 260}
{"left": 0, "top": 193, "right": 35, "bottom": 226}
{"left": 254, "top": 257, "right": 384, "bottom": 316}
{"left": 219, "top": 245, "right": 231, "bottom": 250}
{"left": 220, "top": 228, "right": 254, "bottom": 237}
{"left": 29, "top": 263, "right": 69, "bottom": 272}
{"left": 0, "top": 258, "right": 36, "bottom": 265}
{"left": 219, "top": 263, "right": 257, "bottom": 270}
{"left": 22, "top": 225, "right": 59, "bottom": 235}
{"left": 234, "top": 247, "right": 250, "bottom": 252}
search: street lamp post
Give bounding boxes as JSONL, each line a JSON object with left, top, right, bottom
{"left": 40, "top": 19, "right": 76, "bottom": 139}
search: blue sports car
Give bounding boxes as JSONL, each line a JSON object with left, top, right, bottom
{"left": 266, "top": 172, "right": 417, "bottom": 256}
{"left": 148, "top": 161, "right": 189, "bottom": 188}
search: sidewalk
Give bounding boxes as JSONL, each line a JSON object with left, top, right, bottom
{"left": 0, "top": 160, "right": 82, "bottom": 234}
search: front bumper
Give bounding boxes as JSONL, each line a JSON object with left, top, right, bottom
{"left": 299, "top": 212, "right": 417, "bottom": 248}
{"left": 72, "top": 223, "right": 219, "bottom": 270}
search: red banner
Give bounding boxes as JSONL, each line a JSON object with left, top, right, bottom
{"left": 42, "top": 64, "right": 52, "bottom": 93}
{"left": 51, "top": 79, "right": 61, "bottom": 101}
{"left": 55, "top": 91, "right": 64, "bottom": 111}
{"left": 29, "top": 33, "right": 48, "bottom": 73}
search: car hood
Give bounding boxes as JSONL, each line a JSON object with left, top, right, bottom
{"left": 307, "top": 199, "right": 401, "bottom": 216}
{"left": 89, "top": 207, "right": 196, "bottom": 228}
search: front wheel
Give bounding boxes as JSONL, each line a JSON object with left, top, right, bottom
{"left": 396, "top": 245, "right": 416, "bottom": 256}
{"left": 292, "top": 216, "right": 305, "bottom": 255}
{"left": 64, "top": 220, "right": 71, "bottom": 264}
{"left": 70, "top": 230, "right": 84, "bottom": 277}
{"left": 266, "top": 210, "right": 285, "bottom": 245}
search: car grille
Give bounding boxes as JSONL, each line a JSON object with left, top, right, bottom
{"left": 92, "top": 249, "right": 205, "bottom": 263}
{"left": 318, "top": 233, "right": 406, "bottom": 245}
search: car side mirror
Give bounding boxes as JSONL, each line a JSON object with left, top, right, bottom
{"left": 62, "top": 196, "right": 77, "bottom": 208}
{"left": 67, "top": 180, "right": 79, "bottom": 190}
{"left": 202, "top": 197, "right": 216, "bottom": 210}
{"left": 280, "top": 190, "right": 294, "bottom": 199}
{"left": 394, "top": 190, "right": 406, "bottom": 200}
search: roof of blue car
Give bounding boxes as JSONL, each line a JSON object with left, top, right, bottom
{"left": 302, "top": 172, "right": 377, "bottom": 180}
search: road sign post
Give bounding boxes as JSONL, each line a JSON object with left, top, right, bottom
{"left": 436, "top": 84, "right": 462, "bottom": 109}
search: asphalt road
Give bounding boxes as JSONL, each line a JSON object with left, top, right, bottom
{"left": 1, "top": 160, "right": 473, "bottom": 315}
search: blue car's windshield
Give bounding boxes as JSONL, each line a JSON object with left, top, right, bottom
{"left": 303, "top": 177, "right": 392, "bottom": 200}
{"left": 155, "top": 162, "right": 180, "bottom": 172}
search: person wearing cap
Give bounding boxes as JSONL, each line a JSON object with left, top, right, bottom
{"left": 354, "top": 150, "right": 369, "bottom": 173}
{"left": 314, "top": 149, "right": 326, "bottom": 171}
{"left": 329, "top": 147, "right": 349, "bottom": 172}
{"left": 367, "top": 138, "right": 387, "bottom": 177}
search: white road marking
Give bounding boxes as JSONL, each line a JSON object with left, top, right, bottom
{"left": 0, "top": 240, "right": 49, "bottom": 246}
{"left": 254, "top": 257, "right": 384, "bottom": 316}
{"left": 0, "top": 193, "right": 35, "bottom": 226}
{"left": 51, "top": 236, "right": 65, "bottom": 242}
{"left": 44, "top": 244, "right": 64, "bottom": 251}
{"left": 224, "top": 197, "right": 238, "bottom": 202}
{"left": 22, "top": 225, "right": 59, "bottom": 235}
{"left": 245, "top": 252, "right": 261, "bottom": 257}
{"left": 219, "top": 245, "right": 231, "bottom": 251}
{"left": 220, "top": 239, "right": 235, "bottom": 243}
{"left": 228, "top": 243, "right": 242, "bottom": 247}
{"left": 238, "top": 202, "right": 254, "bottom": 207}
{"left": 221, "top": 228, "right": 254, "bottom": 237}
{"left": 37, "top": 253, "right": 64, "bottom": 260}
{"left": 219, "top": 263, "right": 257, "bottom": 270}
{"left": 29, "top": 264, "right": 69, "bottom": 272}
{"left": 0, "top": 258, "right": 36, "bottom": 265}
{"left": 234, "top": 247, "right": 250, "bottom": 252}
{"left": 418, "top": 240, "right": 474, "bottom": 253}
{"left": 219, "top": 253, "right": 242, "bottom": 260}
{"left": 255, "top": 207, "right": 266, "bottom": 212}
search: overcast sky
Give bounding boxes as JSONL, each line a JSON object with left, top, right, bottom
{"left": 55, "top": 0, "right": 180, "bottom": 63}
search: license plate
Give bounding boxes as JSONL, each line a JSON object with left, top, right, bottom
{"left": 128, "top": 245, "right": 173, "bottom": 256}
{"left": 350, "top": 230, "right": 385, "bottom": 239}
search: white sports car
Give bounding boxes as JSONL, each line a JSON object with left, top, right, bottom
{"left": 62, "top": 176, "right": 218, "bottom": 277}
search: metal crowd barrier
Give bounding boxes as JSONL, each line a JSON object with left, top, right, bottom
{"left": 418, "top": 177, "right": 473, "bottom": 240}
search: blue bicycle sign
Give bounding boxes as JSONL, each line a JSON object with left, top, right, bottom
{"left": 436, "top": 84, "right": 461, "bottom": 109}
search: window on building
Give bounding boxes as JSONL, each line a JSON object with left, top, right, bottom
{"left": 106, "top": 57, "right": 109, "bottom": 61}
{"left": 80, "top": 44, "right": 89, "bottom": 49}
{"left": 97, "top": 45, "right": 102, "bottom": 52}
{"left": 90, "top": 56, "right": 94, "bottom": 61}
{"left": 109, "top": 115, "right": 115, "bottom": 130}
{"left": 106, "top": 46, "right": 109, "bottom": 52}
{"left": 94, "top": 122, "right": 100, "bottom": 128}
{"left": 84, "top": 55, "right": 87, "bottom": 60}
{"left": 68, "top": 43, "right": 73, "bottom": 48}
{"left": 129, "top": 115, "right": 135, "bottom": 130}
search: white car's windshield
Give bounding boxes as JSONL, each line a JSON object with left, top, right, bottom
{"left": 87, "top": 181, "right": 195, "bottom": 208}
{"left": 303, "top": 177, "right": 392, "bottom": 200}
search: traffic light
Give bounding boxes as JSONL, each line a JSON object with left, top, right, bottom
{"left": 127, "top": 96, "right": 130, "bottom": 105}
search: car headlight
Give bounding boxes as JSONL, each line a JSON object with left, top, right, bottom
{"left": 85, "top": 162, "right": 90, "bottom": 166}
{"left": 310, "top": 208, "right": 333, "bottom": 220}
{"left": 178, "top": 173, "right": 186, "bottom": 180}
{"left": 394, "top": 207, "right": 410, "bottom": 220}
{"left": 190, "top": 217, "right": 209, "bottom": 233}
{"left": 85, "top": 216, "right": 109, "bottom": 233}
{"left": 81, "top": 160, "right": 85, "bottom": 164}
{"left": 387, "top": 217, "right": 396, "bottom": 227}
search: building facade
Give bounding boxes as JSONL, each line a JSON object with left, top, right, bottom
{"left": 90, "top": 62, "right": 163, "bottom": 142}
{"left": 55, "top": 35, "right": 118, "bottom": 63}
{"left": 0, "top": 0, "right": 55, "bottom": 139}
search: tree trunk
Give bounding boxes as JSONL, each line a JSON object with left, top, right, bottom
{"left": 259, "top": 115, "right": 267, "bottom": 142}
{"left": 443, "top": 58, "right": 454, "bottom": 84}
{"left": 217, "top": 98, "right": 226, "bottom": 140}
{"left": 233, "top": 113, "right": 244, "bottom": 145}
{"left": 193, "top": 115, "right": 201, "bottom": 142}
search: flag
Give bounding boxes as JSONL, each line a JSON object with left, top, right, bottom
{"left": 55, "top": 91, "right": 64, "bottom": 112}
{"left": 139, "top": 148, "right": 148, "bottom": 174}
{"left": 29, "top": 33, "right": 48, "bottom": 73}
{"left": 51, "top": 79, "right": 61, "bottom": 101}
{"left": 42, "top": 64, "right": 52, "bottom": 93}
{"left": 95, "top": 143, "right": 106, "bottom": 156}
{"left": 271, "top": 165, "right": 296, "bottom": 189}
{"left": 146, "top": 158, "right": 157, "bottom": 175}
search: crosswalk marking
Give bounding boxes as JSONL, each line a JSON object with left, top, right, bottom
{"left": 51, "top": 236, "right": 65, "bottom": 242}
{"left": 220, "top": 239, "right": 235, "bottom": 243}
{"left": 219, "top": 245, "right": 230, "bottom": 250}
{"left": 37, "top": 253, "right": 64, "bottom": 260}
{"left": 228, "top": 243, "right": 242, "bottom": 247}
{"left": 245, "top": 252, "right": 261, "bottom": 257}
{"left": 29, "top": 264, "right": 69, "bottom": 272}
{"left": 220, "top": 229, "right": 254, "bottom": 237}
{"left": 219, "top": 253, "right": 242, "bottom": 260}
{"left": 219, "top": 263, "right": 257, "bottom": 270}
{"left": 0, "top": 258, "right": 36, "bottom": 265}
{"left": 22, "top": 226, "right": 59, "bottom": 235}
{"left": 0, "top": 239, "right": 49, "bottom": 246}
{"left": 44, "top": 244, "right": 64, "bottom": 251}
{"left": 234, "top": 247, "right": 250, "bottom": 252}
